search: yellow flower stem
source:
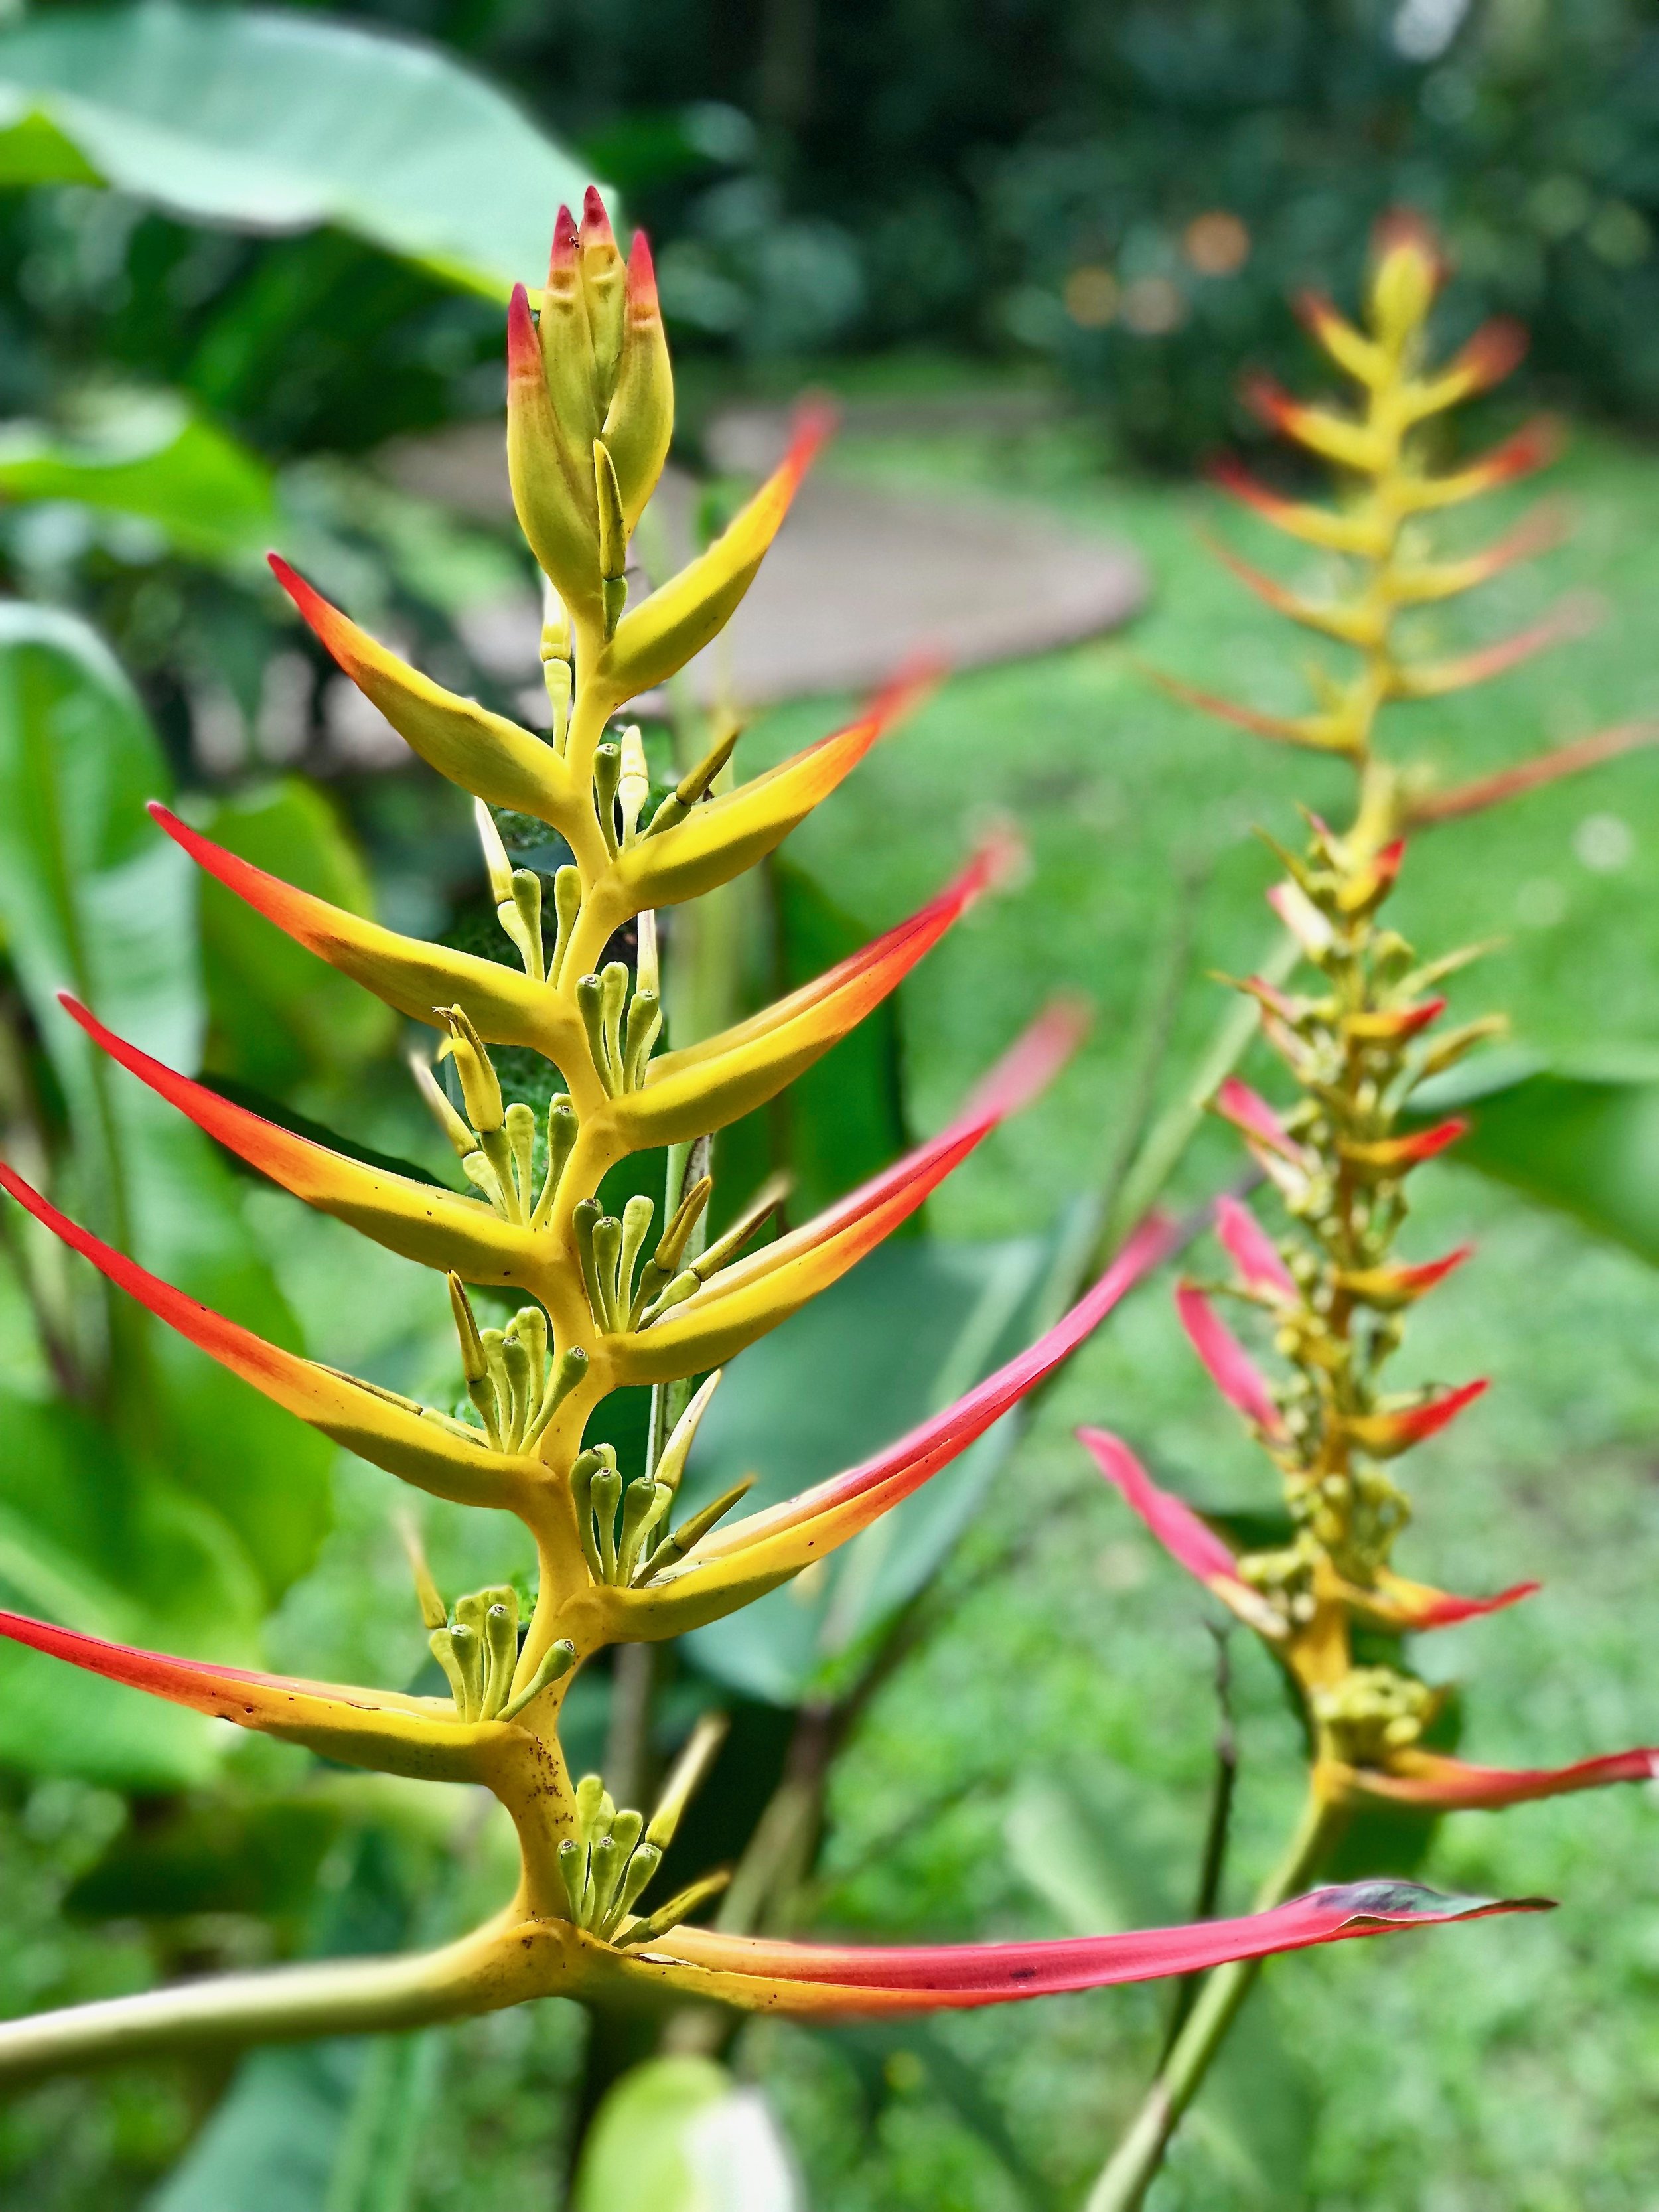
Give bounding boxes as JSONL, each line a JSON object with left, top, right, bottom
{"left": 1084, "top": 1787, "right": 1346, "bottom": 2212}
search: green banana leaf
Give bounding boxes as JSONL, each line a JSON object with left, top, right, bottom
{"left": 1411, "top": 1045, "right": 1659, "bottom": 1268}
{"left": 197, "top": 780, "right": 394, "bottom": 1090}
{"left": 0, "top": 1, "right": 605, "bottom": 299}
{"left": 0, "top": 392, "right": 277, "bottom": 564}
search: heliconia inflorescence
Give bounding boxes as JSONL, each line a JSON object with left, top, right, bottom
{"left": 0, "top": 193, "right": 1544, "bottom": 2078}
{"left": 1085, "top": 211, "right": 1655, "bottom": 2212}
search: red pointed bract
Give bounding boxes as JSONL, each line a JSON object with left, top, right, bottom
{"left": 1079, "top": 1427, "right": 1285, "bottom": 1638}
{"left": 693, "top": 1214, "right": 1179, "bottom": 1567}
{"left": 1175, "top": 1282, "right": 1283, "bottom": 1436}
{"left": 1348, "top": 1378, "right": 1487, "bottom": 1455}
{"left": 654, "top": 1882, "right": 1547, "bottom": 2010}
{"left": 1354, "top": 1747, "right": 1659, "bottom": 1810}
{"left": 1214, "top": 1078, "right": 1302, "bottom": 1163}
{"left": 1214, "top": 1193, "right": 1295, "bottom": 1299}
{"left": 1364, "top": 1572, "right": 1541, "bottom": 1631}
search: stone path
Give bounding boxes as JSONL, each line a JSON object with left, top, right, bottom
{"left": 380, "top": 400, "right": 1147, "bottom": 717}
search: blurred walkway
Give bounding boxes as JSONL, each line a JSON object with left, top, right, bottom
{"left": 381, "top": 399, "right": 1146, "bottom": 715}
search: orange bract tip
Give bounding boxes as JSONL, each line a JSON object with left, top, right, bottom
{"left": 506, "top": 283, "right": 541, "bottom": 377}
{"left": 552, "top": 204, "right": 579, "bottom": 262}
{"left": 1372, "top": 206, "right": 1447, "bottom": 280}
{"left": 626, "top": 227, "right": 659, "bottom": 311}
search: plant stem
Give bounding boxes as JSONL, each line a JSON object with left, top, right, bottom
{"left": 0, "top": 1927, "right": 520, "bottom": 2083}
{"left": 1098, "top": 930, "right": 1296, "bottom": 1264}
{"left": 1084, "top": 1788, "right": 1341, "bottom": 2212}
{"left": 1157, "top": 1628, "right": 1238, "bottom": 2061}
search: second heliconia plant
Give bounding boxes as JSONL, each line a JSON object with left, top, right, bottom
{"left": 1085, "top": 212, "right": 1656, "bottom": 2212}
{"left": 0, "top": 194, "right": 1542, "bottom": 2078}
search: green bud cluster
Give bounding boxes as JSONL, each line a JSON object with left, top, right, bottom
{"left": 424, "top": 1577, "right": 575, "bottom": 1725}
{"left": 557, "top": 1716, "right": 730, "bottom": 1944}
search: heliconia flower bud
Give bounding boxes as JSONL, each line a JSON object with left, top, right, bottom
{"left": 654, "top": 1368, "right": 723, "bottom": 1497}
{"left": 448, "top": 1272, "right": 488, "bottom": 1385}
{"left": 635, "top": 907, "right": 660, "bottom": 999}
{"left": 607, "top": 1191, "right": 649, "bottom": 1292}
{"left": 618, "top": 723, "right": 650, "bottom": 844}
{"left": 471, "top": 797, "right": 514, "bottom": 907}
{"left": 1214, "top": 1195, "right": 1296, "bottom": 1300}
{"left": 644, "top": 716, "right": 741, "bottom": 837}
{"left": 506, "top": 281, "right": 599, "bottom": 612}
{"left": 645, "top": 1711, "right": 729, "bottom": 1850}
{"left": 602, "top": 229, "right": 674, "bottom": 534}
{"left": 397, "top": 1514, "right": 449, "bottom": 1631}
{"left": 592, "top": 1214, "right": 623, "bottom": 1333}
{"left": 1344, "top": 1378, "right": 1487, "bottom": 1457}
{"left": 594, "top": 439, "right": 626, "bottom": 583}
{"left": 1175, "top": 1283, "right": 1284, "bottom": 1437}
{"left": 540, "top": 203, "right": 599, "bottom": 451}
{"left": 1334, "top": 836, "right": 1404, "bottom": 917}
{"left": 1368, "top": 210, "right": 1445, "bottom": 355}
{"left": 579, "top": 186, "right": 627, "bottom": 402}
{"left": 409, "top": 1051, "right": 476, "bottom": 1160}
{"left": 591, "top": 1461, "right": 623, "bottom": 1579}
{"left": 437, "top": 1005, "right": 504, "bottom": 1134}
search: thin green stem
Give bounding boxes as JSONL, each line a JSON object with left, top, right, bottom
{"left": 1084, "top": 1789, "right": 1342, "bottom": 2212}
{"left": 1098, "top": 930, "right": 1297, "bottom": 1264}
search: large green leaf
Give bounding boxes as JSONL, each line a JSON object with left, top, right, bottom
{"left": 683, "top": 1226, "right": 1074, "bottom": 1705}
{"left": 197, "top": 780, "right": 394, "bottom": 1090}
{"left": 1411, "top": 1045, "right": 1659, "bottom": 1267}
{"left": 571, "top": 2056, "right": 800, "bottom": 2212}
{"left": 0, "top": 391, "right": 276, "bottom": 564}
{"left": 0, "top": 1, "right": 605, "bottom": 299}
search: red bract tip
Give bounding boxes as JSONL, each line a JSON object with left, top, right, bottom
{"left": 506, "top": 283, "right": 541, "bottom": 378}
{"left": 1373, "top": 207, "right": 1448, "bottom": 283}
{"left": 626, "top": 228, "right": 659, "bottom": 314}
{"left": 549, "top": 205, "right": 579, "bottom": 276}
{"left": 581, "top": 184, "right": 614, "bottom": 244}
{"left": 1214, "top": 1194, "right": 1296, "bottom": 1300}
{"left": 1243, "top": 372, "right": 1296, "bottom": 434}
{"left": 1348, "top": 1378, "right": 1488, "bottom": 1457}
{"left": 1175, "top": 1282, "right": 1284, "bottom": 1438}
{"left": 957, "top": 997, "right": 1089, "bottom": 1124}
{"left": 1214, "top": 1077, "right": 1302, "bottom": 1165}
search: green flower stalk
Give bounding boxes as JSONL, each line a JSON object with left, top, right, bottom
{"left": 1087, "top": 212, "right": 1659, "bottom": 2211}
{"left": 0, "top": 196, "right": 1540, "bottom": 2083}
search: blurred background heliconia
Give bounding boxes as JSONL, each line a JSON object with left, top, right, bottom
{"left": 0, "top": 2, "right": 1656, "bottom": 2207}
